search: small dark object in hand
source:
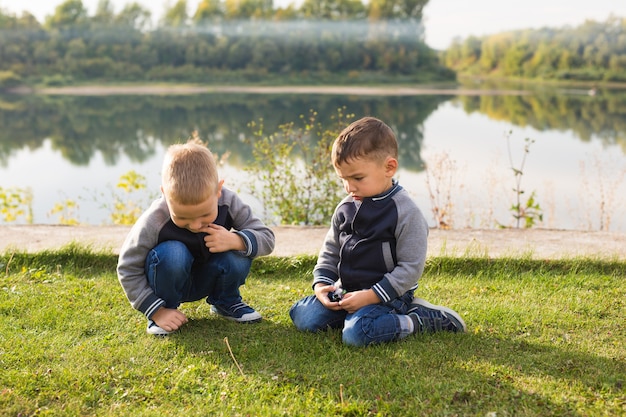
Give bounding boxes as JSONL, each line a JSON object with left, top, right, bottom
{"left": 328, "top": 281, "right": 344, "bottom": 302}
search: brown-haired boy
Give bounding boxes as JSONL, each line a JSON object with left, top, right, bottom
{"left": 289, "top": 116, "right": 465, "bottom": 346}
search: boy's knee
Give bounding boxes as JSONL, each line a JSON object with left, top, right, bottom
{"left": 289, "top": 300, "right": 324, "bottom": 333}
{"left": 289, "top": 305, "right": 309, "bottom": 332}
{"left": 154, "top": 240, "right": 192, "bottom": 262}
{"left": 146, "top": 241, "right": 193, "bottom": 276}
{"left": 342, "top": 315, "right": 379, "bottom": 347}
{"left": 291, "top": 318, "right": 313, "bottom": 333}
{"left": 341, "top": 326, "right": 368, "bottom": 347}
{"left": 212, "top": 251, "right": 251, "bottom": 277}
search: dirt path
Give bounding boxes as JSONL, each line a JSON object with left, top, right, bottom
{"left": 1, "top": 225, "right": 624, "bottom": 260}
{"left": 26, "top": 84, "right": 530, "bottom": 97}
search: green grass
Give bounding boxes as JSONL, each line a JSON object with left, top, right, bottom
{"left": 1, "top": 246, "right": 624, "bottom": 416}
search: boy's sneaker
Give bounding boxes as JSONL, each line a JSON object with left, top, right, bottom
{"left": 408, "top": 298, "right": 466, "bottom": 333}
{"left": 211, "top": 302, "right": 262, "bottom": 323}
{"left": 146, "top": 320, "right": 172, "bottom": 336}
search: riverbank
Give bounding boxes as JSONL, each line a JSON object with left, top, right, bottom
{"left": 11, "top": 84, "right": 531, "bottom": 97}
{"left": 1, "top": 225, "right": 625, "bottom": 260}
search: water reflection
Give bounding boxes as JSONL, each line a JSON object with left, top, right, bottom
{"left": 0, "top": 93, "right": 448, "bottom": 171}
{"left": 457, "top": 90, "right": 626, "bottom": 149}
{"left": 1, "top": 89, "right": 625, "bottom": 229}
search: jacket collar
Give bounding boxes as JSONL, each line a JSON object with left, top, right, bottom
{"left": 370, "top": 179, "right": 400, "bottom": 202}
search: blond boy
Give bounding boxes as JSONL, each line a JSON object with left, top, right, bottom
{"left": 118, "top": 139, "right": 274, "bottom": 335}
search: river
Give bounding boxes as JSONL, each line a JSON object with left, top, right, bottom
{"left": 1, "top": 85, "right": 625, "bottom": 231}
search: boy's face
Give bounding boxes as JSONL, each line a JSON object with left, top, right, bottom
{"left": 163, "top": 180, "right": 223, "bottom": 233}
{"left": 334, "top": 156, "right": 397, "bottom": 200}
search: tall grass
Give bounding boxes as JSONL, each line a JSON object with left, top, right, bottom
{"left": 1, "top": 247, "right": 624, "bottom": 416}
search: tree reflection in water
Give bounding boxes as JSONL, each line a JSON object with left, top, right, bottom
{"left": 1, "top": 89, "right": 625, "bottom": 230}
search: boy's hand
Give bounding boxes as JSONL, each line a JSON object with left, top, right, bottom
{"left": 152, "top": 307, "right": 188, "bottom": 332}
{"left": 204, "top": 224, "right": 245, "bottom": 253}
{"left": 314, "top": 283, "right": 344, "bottom": 311}
{"left": 338, "top": 289, "right": 379, "bottom": 313}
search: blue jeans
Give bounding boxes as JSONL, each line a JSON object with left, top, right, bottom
{"left": 289, "top": 291, "right": 414, "bottom": 347}
{"left": 145, "top": 240, "right": 252, "bottom": 309}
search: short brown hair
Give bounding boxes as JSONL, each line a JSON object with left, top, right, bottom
{"left": 161, "top": 138, "right": 219, "bottom": 205}
{"left": 331, "top": 116, "right": 398, "bottom": 167}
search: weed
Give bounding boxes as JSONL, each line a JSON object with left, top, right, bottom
{"left": 424, "top": 151, "right": 458, "bottom": 229}
{"left": 502, "top": 131, "right": 543, "bottom": 228}
{"left": 244, "top": 108, "right": 350, "bottom": 225}
{"left": 48, "top": 197, "right": 80, "bottom": 225}
{"left": 0, "top": 186, "right": 33, "bottom": 224}
{"left": 109, "top": 170, "right": 150, "bottom": 225}
{"left": 578, "top": 153, "right": 626, "bottom": 231}
{"left": 79, "top": 169, "right": 156, "bottom": 226}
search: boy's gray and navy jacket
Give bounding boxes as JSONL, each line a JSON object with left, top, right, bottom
{"left": 313, "top": 182, "right": 429, "bottom": 303}
{"left": 117, "top": 187, "right": 275, "bottom": 319}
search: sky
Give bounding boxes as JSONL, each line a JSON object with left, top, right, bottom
{"left": 1, "top": 0, "right": 625, "bottom": 49}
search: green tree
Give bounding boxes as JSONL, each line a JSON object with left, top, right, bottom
{"left": 301, "top": 0, "right": 366, "bottom": 20}
{"left": 273, "top": 2, "right": 298, "bottom": 20}
{"left": 502, "top": 43, "right": 531, "bottom": 76}
{"left": 185, "top": 38, "right": 216, "bottom": 67}
{"left": 368, "top": 0, "right": 428, "bottom": 20}
{"left": 224, "top": 0, "right": 273, "bottom": 19}
{"left": 227, "top": 39, "right": 253, "bottom": 69}
{"left": 115, "top": 2, "right": 152, "bottom": 31}
{"left": 250, "top": 39, "right": 283, "bottom": 71}
{"left": 193, "top": 0, "right": 224, "bottom": 23}
{"left": 65, "top": 38, "right": 87, "bottom": 60}
{"left": 444, "top": 17, "right": 626, "bottom": 83}
{"left": 161, "top": 0, "right": 189, "bottom": 27}
{"left": 45, "top": 0, "right": 89, "bottom": 30}
{"left": 91, "top": 0, "right": 115, "bottom": 26}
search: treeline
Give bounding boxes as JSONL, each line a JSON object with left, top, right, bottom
{"left": 442, "top": 16, "right": 626, "bottom": 83}
{"left": 0, "top": 0, "right": 454, "bottom": 87}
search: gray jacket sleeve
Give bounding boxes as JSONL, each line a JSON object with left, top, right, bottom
{"left": 116, "top": 199, "right": 170, "bottom": 318}
{"left": 374, "top": 197, "right": 429, "bottom": 300}
{"left": 221, "top": 188, "right": 275, "bottom": 257}
{"left": 312, "top": 198, "right": 346, "bottom": 288}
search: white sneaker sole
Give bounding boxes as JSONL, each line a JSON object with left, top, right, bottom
{"left": 146, "top": 322, "right": 172, "bottom": 336}
{"left": 210, "top": 306, "right": 262, "bottom": 323}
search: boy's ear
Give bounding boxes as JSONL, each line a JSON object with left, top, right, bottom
{"left": 385, "top": 157, "right": 398, "bottom": 177}
{"left": 217, "top": 179, "right": 225, "bottom": 197}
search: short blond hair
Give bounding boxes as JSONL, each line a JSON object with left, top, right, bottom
{"left": 331, "top": 116, "right": 398, "bottom": 167}
{"left": 161, "top": 138, "right": 219, "bottom": 205}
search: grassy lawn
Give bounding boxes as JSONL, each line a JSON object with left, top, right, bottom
{"left": 0, "top": 246, "right": 624, "bottom": 416}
